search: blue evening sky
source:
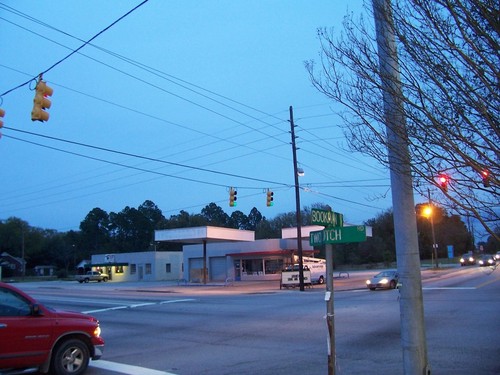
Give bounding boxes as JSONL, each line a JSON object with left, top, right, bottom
{"left": 0, "top": 0, "right": 401, "bottom": 232}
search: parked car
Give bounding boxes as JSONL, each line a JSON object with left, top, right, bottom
{"left": 75, "top": 271, "right": 109, "bottom": 283}
{"left": 366, "top": 270, "right": 399, "bottom": 290}
{"left": 459, "top": 254, "right": 476, "bottom": 266}
{"left": 0, "top": 282, "right": 104, "bottom": 375}
{"left": 494, "top": 251, "right": 500, "bottom": 261}
{"left": 478, "top": 255, "right": 496, "bottom": 267}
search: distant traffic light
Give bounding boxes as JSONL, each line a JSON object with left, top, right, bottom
{"left": 266, "top": 189, "right": 274, "bottom": 207}
{"left": 229, "top": 187, "right": 237, "bottom": 207}
{"left": 31, "top": 79, "right": 53, "bottom": 122}
{"left": 481, "top": 170, "right": 490, "bottom": 187}
{"left": 0, "top": 108, "right": 4, "bottom": 128}
{"left": 438, "top": 173, "right": 449, "bottom": 192}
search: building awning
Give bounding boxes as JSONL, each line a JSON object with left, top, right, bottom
{"left": 226, "top": 250, "right": 318, "bottom": 257}
{"left": 90, "top": 262, "right": 129, "bottom": 267}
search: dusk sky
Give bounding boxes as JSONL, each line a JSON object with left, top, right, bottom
{"left": 0, "top": 0, "right": 403, "bottom": 232}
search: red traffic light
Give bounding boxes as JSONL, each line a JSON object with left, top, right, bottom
{"left": 481, "top": 170, "right": 490, "bottom": 187}
{"left": 438, "top": 174, "right": 449, "bottom": 192}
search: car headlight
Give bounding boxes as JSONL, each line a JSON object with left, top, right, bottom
{"left": 94, "top": 325, "right": 101, "bottom": 338}
{"left": 366, "top": 280, "right": 371, "bottom": 285}
{"left": 380, "top": 278, "right": 389, "bottom": 284}
{"left": 479, "top": 260, "right": 484, "bottom": 265}
{"left": 460, "top": 258, "right": 465, "bottom": 262}
{"left": 469, "top": 257, "right": 474, "bottom": 262}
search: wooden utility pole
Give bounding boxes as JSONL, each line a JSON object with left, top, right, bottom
{"left": 372, "top": 0, "right": 430, "bottom": 373}
{"left": 289, "top": 106, "right": 305, "bottom": 291}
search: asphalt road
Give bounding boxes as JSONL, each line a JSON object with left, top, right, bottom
{"left": 14, "top": 266, "right": 500, "bottom": 375}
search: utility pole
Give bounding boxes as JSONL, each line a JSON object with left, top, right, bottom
{"left": 372, "top": 0, "right": 430, "bottom": 374}
{"left": 289, "top": 106, "right": 305, "bottom": 291}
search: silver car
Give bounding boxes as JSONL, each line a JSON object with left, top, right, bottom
{"left": 366, "top": 270, "right": 399, "bottom": 290}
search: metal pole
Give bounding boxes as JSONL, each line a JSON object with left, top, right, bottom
{"left": 290, "top": 106, "right": 305, "bottom": 291}
{"left": 325, "top": 244, "right": 335, "bottom": 375}
{"left": 372, "top": 0, "right": 430, "bottom": 373}
{"left": 427, "top": 189, "right": 438, "bottom": 268}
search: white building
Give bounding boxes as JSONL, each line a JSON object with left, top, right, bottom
{"left": 85, "top": 226, "right": 322, "bottom": 283}
{"left": 89, "top": 251, "right": 183, "bottom": 282}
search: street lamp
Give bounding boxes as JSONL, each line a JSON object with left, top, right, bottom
{"left": 423, "top": 191, "right": 438, "bottom": 268}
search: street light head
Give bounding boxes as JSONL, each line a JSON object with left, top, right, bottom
{"left": 297, "top": 168, "right": 305, "bottom": 177}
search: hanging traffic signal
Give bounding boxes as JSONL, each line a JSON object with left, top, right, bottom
{"left": 0, "top": 108, "right": 4, "bottom": 128}
{"left": 481, "top": 170, "right": 490, "bottom": 187}
{"left": 229, "top": 187, "right": 237, "bottom": 207}
{"left": 266, "top": 189, "right": 274, "bottom": 207}
{"left": 438, "top": 173, "right": 449, "bottom": 192}
{"left": 31, "top": 79, "right": 53, "bottom": 122}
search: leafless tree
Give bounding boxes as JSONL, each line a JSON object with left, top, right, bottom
{"left": 306, "top": 0, "right": 499, "bottom": 240}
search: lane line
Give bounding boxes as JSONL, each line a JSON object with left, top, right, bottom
{"left": 90, "top": 359, "right": 178, "bottom": 375}
{"left": 83, "top": 299, "right": 196, "bottom": 314}
{"left": 160, "top": 298, "right": 196, "bottom": 304}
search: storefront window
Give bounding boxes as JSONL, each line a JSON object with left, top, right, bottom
{"left": 145, "top": 263, "right": 152, "bottom": 274}
{"left": 115, "top": 265, "right": 124, "bottom": 274}
{"left": 130, "top": 264, "right": 136, "bottom": 275}
{"left": 242, "top": 259, "right": 263, "bottom": 275}
{"left": 265, "top": 259, "right": 283, "bottom": 274}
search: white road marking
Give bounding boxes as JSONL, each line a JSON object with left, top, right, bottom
{"left": 90, "top": 359, "right": 178, "bottom": 375}
{"left": 82, "top": 299, "right": 196, "bottom": 314}
{"left": 160, "top": 298, "right": 196, "bottom": 304}
{"left": 349, "top": 287, "right": 477, "bottom": 292}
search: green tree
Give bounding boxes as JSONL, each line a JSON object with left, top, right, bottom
{"left": 79, "top": 208, "right": 111, "bottom": 254}
{"left": 201, "top": 203, "right": 230, "bottom": 227}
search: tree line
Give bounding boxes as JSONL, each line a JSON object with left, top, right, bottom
{"left": 1, "top": 199, "right": 497, "bottom": 278}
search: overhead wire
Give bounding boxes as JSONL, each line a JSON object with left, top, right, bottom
{"left": 0, "top": 0, "right": 150, "bottom": 96}
{"left": 0, "top": 3, "right": 390, "bottom": 219}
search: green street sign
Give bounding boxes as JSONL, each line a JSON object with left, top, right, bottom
{"left": 311, "top": 208, "right": 344, "bottom": 228}
{"left": 309, "top": 226, "right": 367, "bottom": 246}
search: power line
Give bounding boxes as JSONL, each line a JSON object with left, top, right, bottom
{"left": 0, "top": 0, "right": 150, "bottom": 97}
{"left": 3, "top": 126, "right": 291, "bottom": 188}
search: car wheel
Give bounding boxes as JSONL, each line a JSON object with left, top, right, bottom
{"left": 51, "top": 338, "right": 90, "bottom": 375}
{"left": 369, "top": 287, "right": 376, "bottom": 291}
{"left": 103, "top": 277, "right": 108, "bottom": 282}
{"left": 390, "top": 280, "right": 397, "bottom": 289}
{"left": 78, "top": 280, "right": 83, "bottom": 284}
{"left": 84, "top": 278, "right": 89, "bottom": 283}
{"left": 318, "top": 276, "right": 324, "bottom": 285}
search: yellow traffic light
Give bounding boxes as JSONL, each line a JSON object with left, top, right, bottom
{"left": 31, "top": 80, "right": 53, "bottom": 122}
{"left": 0, "top": 107, "right": 4, "bottom": 128}
{"left": 266, "top": 189, "right": 274, "bottom": 207}
{"left": 229, "top": 187, "right": 237, "bottom": 207}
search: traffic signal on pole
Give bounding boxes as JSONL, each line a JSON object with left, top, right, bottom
{"left": 481, "top": 170, "right": 490, "bottom": 187}
{"left": 438, "top": 173, "right": 449, "bottom": 192}
{"left": 0, "top": 108, "right": 4, "bottom": 128}
{"left": 266, "top": 189, "right": 274, "bottom": 207}
{"left": 31, "top": 80, "right": 53, "bottom": 122}
{"left": 229, "top": 187, "right": 237, "bottom": 207}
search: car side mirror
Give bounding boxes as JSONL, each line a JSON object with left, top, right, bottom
{"left": 31, "top": 304, "right": 43, "bottom": 316}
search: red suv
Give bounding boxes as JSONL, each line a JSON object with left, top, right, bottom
{"left": 0, "top": 282, "right": 104, "bottom": 375}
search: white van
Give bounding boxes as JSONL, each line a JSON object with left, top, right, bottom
{"left": 293, "top": 256, "right": 326, "bottom": 285}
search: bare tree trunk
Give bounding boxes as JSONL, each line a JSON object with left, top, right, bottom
{"left": 372, "top": 0, "right": 430, "bottom": 373}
